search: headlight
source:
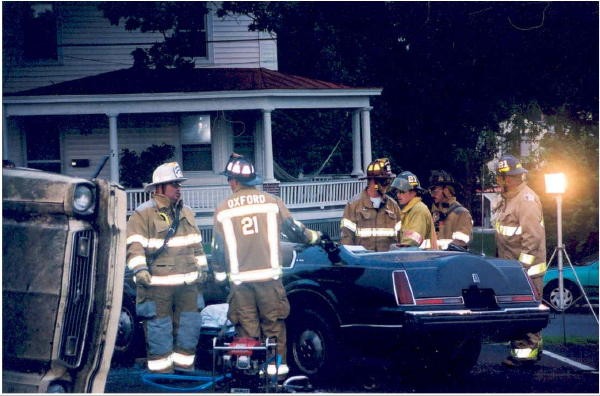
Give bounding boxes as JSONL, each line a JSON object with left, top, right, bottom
{"left": 73, "top": 184, "right": 96, "bottom": 215}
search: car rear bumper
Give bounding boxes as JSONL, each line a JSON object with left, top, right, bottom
{"left": 404, "top": 305, "right": 550, "bottom": 336}
{"left": 340, "top": 304, "right": 550, "bottom": 343}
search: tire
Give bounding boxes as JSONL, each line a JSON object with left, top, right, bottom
{"left": 544, "top": 280, "right": 579, "bottom": 311}
{"left": 112, "top": 302, "right": 143, "bottom": 366}
{"left": 287, "top": 308, "right": 340, "bottom": 380}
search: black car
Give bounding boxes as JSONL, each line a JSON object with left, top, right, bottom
{"left": 116, "top": 241, "right": 550, "bottom": 379}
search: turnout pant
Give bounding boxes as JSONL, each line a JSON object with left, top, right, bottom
{"left": 136, "top": 284, "right": 203, "bottom": 372}
{"left": 227, "top": 279, "right": 291, "bottom": 363}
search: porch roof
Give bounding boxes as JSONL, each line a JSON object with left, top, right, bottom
{"left": 6, "top": 67, "right": 369, "bottom": 96}
{"left": 3, "top": 67, "right": 381, "bottom": 117}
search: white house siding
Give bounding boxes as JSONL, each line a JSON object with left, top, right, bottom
{"left": 63, "top": 115, "right": 178, "bottom": 181}
{"left": 4, "top": 2, "right": 278, "bottom": 94}
{"left": 195, "top": 10, "right": 277, "bottom": 70}
{"left": 61, "top": 113, "right": 235, "bottom": 185}
{"left": 258, "top": 31, "right": 278, "bottom": 70}
{"left": 3, "top": 3, "right": 160, "bottom": 93}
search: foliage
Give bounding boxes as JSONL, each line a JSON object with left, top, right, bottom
{"left": 119, "top": 143, "right": 175, "bottom": 188}
{"left": 272, "top": 109, "right": 353, "bottom": 177}
{"left": 221, "top": 2, "right": 595, "bottom": 169}
{"left": 218, "top": 1, "right": 598, "bottom": 256}
{"left": 98, "top": 1, "right": 209, "bottom": 69}
{"left": 533, "top": 108, "right": 598, "bottom": 261}
{"left": 100, "top": 2, "right": 598, "bottom": 253}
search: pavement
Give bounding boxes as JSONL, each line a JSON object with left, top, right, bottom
{"left": 105, "top": 310, "right": 599, "bottom": 393}
{"left": 541, "top": 310, "right": 599, "bottom": 370}
{"left": 543, "top": 309, "right": 599, "bottom": 339}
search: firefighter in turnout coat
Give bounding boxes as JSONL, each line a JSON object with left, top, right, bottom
{"left": 390, "top": 171, "right": 438, "bottom": 249}
{"left": 212, "top": 153, "right": 322, "bottom": 377}
{"left": 126, "top": 162, "right": 208, "bottom": 374}
{"left": 340, "top": 158, "right": 402, "bottom": 251}
{"left": 428, "top": 170, "right": 473, "bottom": 250}
{"left": 493, "top": 154, "right": 547, "bottom": 367}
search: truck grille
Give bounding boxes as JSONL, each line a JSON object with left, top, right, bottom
{"left": 59, "top": 229, "right": 95, "bottom": 368}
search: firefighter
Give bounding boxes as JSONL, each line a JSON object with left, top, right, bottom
{"left": 126, "top": 162, "right": 208, "bottom": 374}
{"left": 340, "top": 158, "right": 402, "bottom": 251}
{"left": 390, "top": 171, "right": 438, "bottom": 249}
{"left": 212, "top": 153, "right": 322, "bottom": 378}
{"left": 428, "top": 170, "right": 473, "bottom": 250}
{"left": 493, "top": 154, "right": 547, "bottom": 367}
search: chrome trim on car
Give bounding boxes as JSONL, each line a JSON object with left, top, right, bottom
{"left": 405, "top": 304, "right": 550, "bottom": 316}
{"left": 59, "top": 229, "right": 96, "bottom": 368}
{"left": 340, "top": 323, "right": 404, "bottom": 328}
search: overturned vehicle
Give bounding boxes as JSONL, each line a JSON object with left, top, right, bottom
{"left": 2, "top": 167, "right": 127, "bottom": 392}
{"left": 119, "top": 239, "right": 550, "bottom": 381}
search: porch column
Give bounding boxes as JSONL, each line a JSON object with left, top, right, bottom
{"left": 2, "top": 112, "right": 8, "bottom": 161}
{"left": 262, "top": 108, "right": 277, "bottom": 183}
{"left": 361, "top": 107, "right": 373, "bottom": 171}
{"left": 351, "top": 110, "right": 363, "bottom": 177}
{"left": 107, "top": 112, "right": 119, "bottom": 183}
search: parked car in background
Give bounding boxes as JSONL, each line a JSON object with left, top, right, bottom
{"left": 117, "top": 240, "right": 550, "bottom": 380}
{"left": 543, "top": 255, "right": 599, "bottom": 311}
{"left": 2, "top": 167, "right": 127, "bottom": 392}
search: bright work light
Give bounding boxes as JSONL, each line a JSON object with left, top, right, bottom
{"left": 544, "top": 173, "right": 567, "bottom": 194}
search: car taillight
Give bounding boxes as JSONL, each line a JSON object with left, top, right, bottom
{"left": 495, "top": 269, "right": 540, "bottom": 303}
{"left": 393, "top": 270, "right": 415, "bottom": 305}
{"left": 496, "top": 295, "right": 536, "bottom": 303}
{"left": 415, "top": 297, "right": 464, "bottom": 305}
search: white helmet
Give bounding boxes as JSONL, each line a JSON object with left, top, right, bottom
{"left": 144, "top": 162, "right": 188, "bottom": 192}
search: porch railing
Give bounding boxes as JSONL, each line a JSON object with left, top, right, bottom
{"left": 126, "top": 179, "right": 365, "bottom": 215}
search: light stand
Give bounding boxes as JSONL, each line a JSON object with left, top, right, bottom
{"left": 545, "top": 173, "right": 599, "bottom": 344}
{"left": 544, "top": 173, "right": 567, "bottom": 344}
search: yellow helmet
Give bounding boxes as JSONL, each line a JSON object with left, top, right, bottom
{"left": 361, "top": 158, "right": 396, "bottom": 180}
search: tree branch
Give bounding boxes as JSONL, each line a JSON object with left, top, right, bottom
{"left": 508, "top": 2, "right": 550, "bottom": 31}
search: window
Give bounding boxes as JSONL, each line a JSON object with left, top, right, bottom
{"left": 180, "top": 115, "right": 212, "bottom": 171}
{"left": 177, "top": 9, "right": 207, "bottom": 58}
{"left": 25, "top": 118, "right": 61, "bottom": 173}
{"left": 24, "top": 3, "right": 58, "bottom": 61}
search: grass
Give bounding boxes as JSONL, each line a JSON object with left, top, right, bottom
{"left": 543, "top": 335, "right": 598, "bottom": 345}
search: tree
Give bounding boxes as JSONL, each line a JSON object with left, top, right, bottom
{"left": 218, "top": 1, "right": 598, "bottom": 255}
{"left": 98, "top": 2, "right": 209, "bottom": 69}
{"left": 100, "top": 2, "right": 598, "bottom": 254}
{"left": 119, "top": 143, "right": 175, "bottom": 188}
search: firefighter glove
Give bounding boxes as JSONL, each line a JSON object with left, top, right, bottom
{"left": 134, "top": 269, "right": 152, "bottom": 287}
{"left": 197, "top": 269, "right": 208, "bottom": 283}
{"left": 320, "top": 233, "right": 342, "bottom": 265}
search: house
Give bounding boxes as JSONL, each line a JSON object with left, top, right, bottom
{"left": 2, "top": 2, "right": 381, "bottom": 238}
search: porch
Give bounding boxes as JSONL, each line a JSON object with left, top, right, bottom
{"left": 126, "top": 178, "right": 366, "bottom": 243}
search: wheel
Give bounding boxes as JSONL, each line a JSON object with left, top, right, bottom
{"left": 287, "top": 308, "right": 340, "bottom": 380}
{"left": 112, "top": 302, "right": 143, "bottom": 365}
{"left": 544, "top": 280, "right": 579, "bottom": 311}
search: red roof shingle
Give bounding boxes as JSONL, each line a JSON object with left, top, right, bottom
{"left": 8, "top": 67, "right": 358, "bottom": 96}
